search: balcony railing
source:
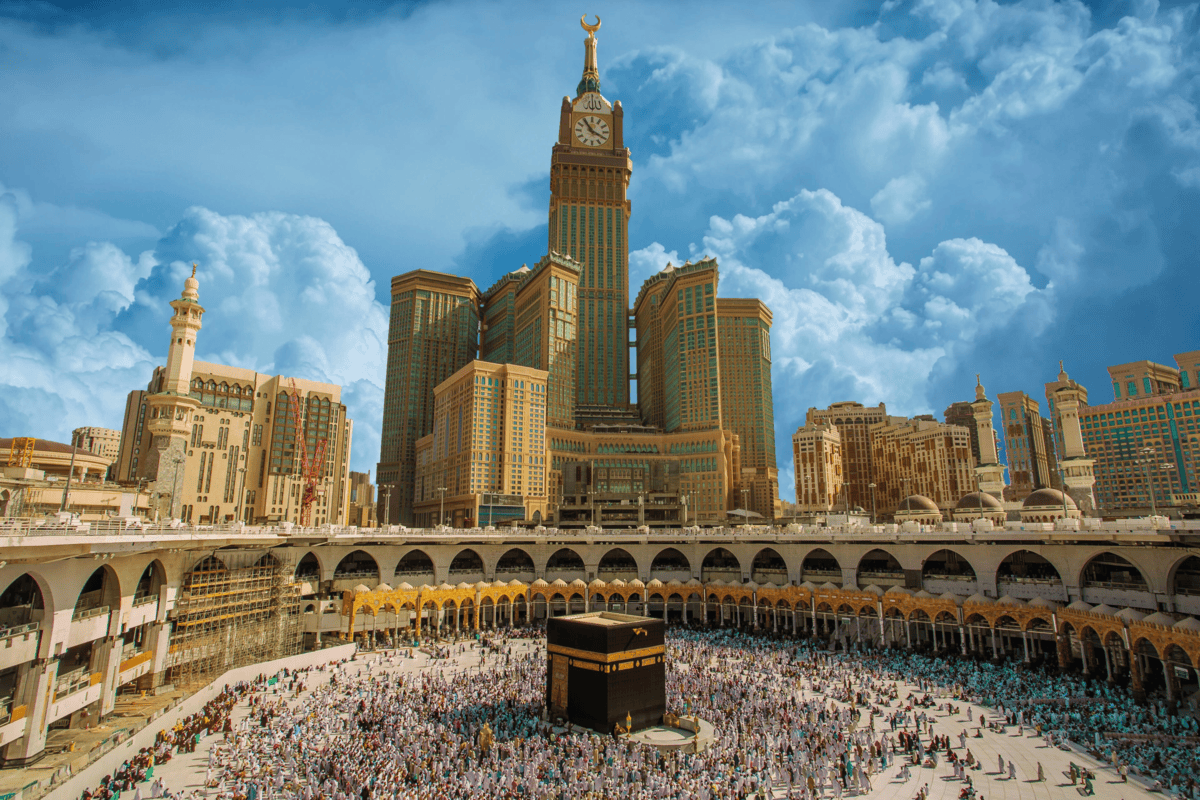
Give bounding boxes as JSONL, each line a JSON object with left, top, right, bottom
{"left": 0, "top": 622, "right": 39, "bottom": 643}
{"left": 55, "top": 667, "right": 93, "bottom": 697}
{"left": 71, "top": 605, "right": 110, "bottom": 622}
{"left": 132, "top": 594, "right": 158, "bottom": 607}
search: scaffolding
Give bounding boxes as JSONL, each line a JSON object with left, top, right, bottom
{"left": 166, "top": 552, "right": 302, "bottom": 689}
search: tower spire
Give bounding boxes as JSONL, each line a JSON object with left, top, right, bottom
{"left": 577, "top": 15, "right": 601, "bottom": 97}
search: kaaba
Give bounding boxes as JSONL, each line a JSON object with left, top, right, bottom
{"left": 545, "top": 612, "right": 666, "bottom": 734}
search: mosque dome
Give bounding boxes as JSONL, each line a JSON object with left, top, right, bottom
{"left": 955, "top": 492, "right": 1003, "bottom": 510}
{"left": 1173, "top": 617, "right": 1200, "bottom": 632}
{"left": 1114, "top": 607, "right": 1145, "bottom": 622}
{"left": 375, "top": 583, "right": 392, "bottom": 593}
{"left": 353, "top": 584, "right": 371, "bottom": 594}
{"left": 1066, "top": 600, "right": 1093, "bottom": 612}
{"left": 1142, "top": 611, "right": 1176, "bottom": 626}
{"left": 861, "top": 585, "right": 884, "bottom": 596}
{"left": 996, "top": 595, "right": 1025, "bottom": 606}
{"left": 965, "top": 593, "right": 994, "bottom": 605}
{"left": 896, "top": 495, "right": 939, "bottom": 513}
{"left": 1023, "top": 489, "right": 1077, "bottom": 509}
{"left": 1027, "top": 597, "right": 1059, "bottom": 610}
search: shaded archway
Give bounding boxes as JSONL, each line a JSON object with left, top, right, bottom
{"left": 1081, "top": 552, "right": 1149, "bottom": 606}
{"left": 395, "top": 550, "right": 435, "bottom": 584}
{"left": 448, "top": 549, "right": 485, "bottom": 581}
{"left": 1171, "top": 556, "right": 1200, "bottom": 596}
{"left": 997, "top": 550, "right": 1065, "bottom": 602}
{"left": 597, "top": 548, "right": 637, "bottom": 580}
{"left": 921, "top": 549, "right": 976, "bottom": 592}
{"left": 133, "top": 560, "right": 167, "bottom": 605}
{"left": 0, "top": 574, "right": 46, "bottom": 628}
{"left": 751, "top": 548, "right": 788, "bottom": 586}
{"left": 295, "top": 552, "right": 321, "bottom": 581}
{"left": 701, "top": 548, "right": 741, "bottom": 583}
{"left": 545, "top": 548, "right": 586, "bottom": 581}
{"left": 74, "top": 565, "right": 120, "bottom": 618}
{"left": 857, "top": 549, "right": 902, "bottom": 587}
{"left": 495, "top": 548, "right": 535, "bottom": 579}
{"left": 650, "top": 548, "right": 691, "bottom": 581}
{"left": 334, "top": 550, "right": 379, "bottom": 581}
{"left": 800, "top": 548, "right": 841, "bottom": 585}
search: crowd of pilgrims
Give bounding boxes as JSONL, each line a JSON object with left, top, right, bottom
{"left": 74, "top": 625, "right": 1199, "bottom": 800}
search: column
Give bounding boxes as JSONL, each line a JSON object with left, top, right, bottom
{"left": 138, "top": 621, "right": 172, "bottom": 692}
{"left": 1056, "top": 632, "right": 1070, "bottom": 669}
{"left": 1102, "top": 645, "right": 1112, "bottom": 682}
{"left": 991, "top": 628, "right": 999, "bottom": 659}
{"left": 1130, "top": 651, "right": 1145, "bottom": 701}
{"left": 1164, "top": 656, "right": 1178, "bottom": 704}
{"left": 97, "top": 636, "right": 120, "bottom": 716}
{"left": 1022, "top": 631, "right": 1031, "bottom": 664}
{"left": 0, "top": 658, "right": 59, "bottom": 766}
{"left": 959, "top": 625, "right": 968, "bottom": 656}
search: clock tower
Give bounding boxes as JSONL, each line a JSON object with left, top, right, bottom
{"left": 549, "top": 16, "right": 633, "bottom": 409}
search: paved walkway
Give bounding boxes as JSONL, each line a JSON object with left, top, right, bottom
{"left": 58, "top": 640, "right": 1174, "bottom": 800}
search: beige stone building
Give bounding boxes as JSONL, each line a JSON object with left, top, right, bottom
{"left": 413, "top": 361, "right": 549, "bottom": 527}
{"left": 870, "top": 418, "right": 975, "bottom": 516}
{"left": 116, "top": 272, "right": 353, "bottom": 525}
{"left": 346, "top": 471, "right": 376, "bottom": 528}
{"left": 791, "top": 423, "right": 842, "bottom": 513}
{"left": 72, "top": 427, "right": 121, "bottom": 465}
{"left": 997, "top": 390, "right": 1059, "bottom": 501}
{"left": 803, "top": 402, "right": 891, "bottom": 512}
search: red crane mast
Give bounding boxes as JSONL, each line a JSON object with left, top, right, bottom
{"left": 286, "top": 379, "right": 329, "bottom": 527}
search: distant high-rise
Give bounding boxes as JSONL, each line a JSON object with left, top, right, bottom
{"left": 803, "top": 402, "right": 890, "bottom": 512}
{"left": 792, "top": 423, "right": 842, "bottom": 513}
{"left": 943, "top": 401, "right": 982, "bottom": 464}
{"left": 997, "top": 391, "right": 1058, "bottom": 501}
{"left": 1077, "top": 351, "right": 1199, "bottom": 514}
{"left": 717, "top": 298, "right": 777, "bottom": 518}
{"left": 377, "top": 270, "right": 480, "bottom": 525}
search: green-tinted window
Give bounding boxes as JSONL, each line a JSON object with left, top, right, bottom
{"left": 1143, "top": 377, "right": 1152, "bottom": 394}
{"left": 1128, "top": 381, "right": 1137, "bottom": 396}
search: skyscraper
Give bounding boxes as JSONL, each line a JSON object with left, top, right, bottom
{"left": 997, "top": 391, "right": 1058, "bottom": 501}
{"left": 377, "top": 270, "right": 480, "bottom": 525}
{"left": 548, "top": 19, "right": 631, "bottom": 410}
{"left": 717, "top": 298, "right": 778, "bottom": 517}
{"left": 1077, "top": 351, "right": 1199, "bottom": 514}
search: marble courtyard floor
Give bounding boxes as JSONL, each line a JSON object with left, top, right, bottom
{"left": 60, "top": 638, "right": 1171, "bottom": 800}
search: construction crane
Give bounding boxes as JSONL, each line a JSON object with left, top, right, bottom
{"left": 7, "top": 437, "right": 35, "bottom": 468}
{"left": 285, "top": 380, "right": 329, "bottom": 527}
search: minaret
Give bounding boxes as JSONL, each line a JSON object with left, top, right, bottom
{"left": 1045, "top": 361, "right": 1097, "bottom": 513}
{"left": 144, "top": 264, "right": 204, "bottom": 520}
{"left": 970, "top": 375, "right": 1007, "bottom": 499}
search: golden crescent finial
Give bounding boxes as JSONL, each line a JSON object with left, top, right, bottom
{"left": 581, "top": 14, "right": 600, "bottom": 36}
{"left": 191, "top": 262, "right": 197, "bottom": 277}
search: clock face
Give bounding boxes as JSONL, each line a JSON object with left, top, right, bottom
{"left": 574, "top": 115, "right": 610, "bottom": 147}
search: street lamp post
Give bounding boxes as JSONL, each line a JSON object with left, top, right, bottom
{"left": 740, "top": 488, "right": 749, "bottom": 528}
{"left": 868, "top": 482, "right": 877, "bottom": 525}
{"left": 1138, "top": 447, "right": 1176, "bottom": 517}
{"left": 59, "top": 431, "right": 81, "bottom": 514}
{"left": 436, "top": 486, "right": 448, "bottom": 529}
{"left": 380, "top": 484, "right": 393, "bottom": 527}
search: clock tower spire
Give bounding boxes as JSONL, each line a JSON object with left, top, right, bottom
{"left": 549, "top": 16, "right": 633, "bottom": 411}
{"left": 577, "top": 15, "right": 602, "bottom": 96}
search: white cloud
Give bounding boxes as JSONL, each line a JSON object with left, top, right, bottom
{"left": 0, "top": 192, "right": 388, "bottom": 474}
{"left": 870, "top": 173, "right": 932, "bottom": 226}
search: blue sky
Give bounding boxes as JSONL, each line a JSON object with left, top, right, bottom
{"left": 0, "top": 0, "right": 1197, "bottom": 500}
